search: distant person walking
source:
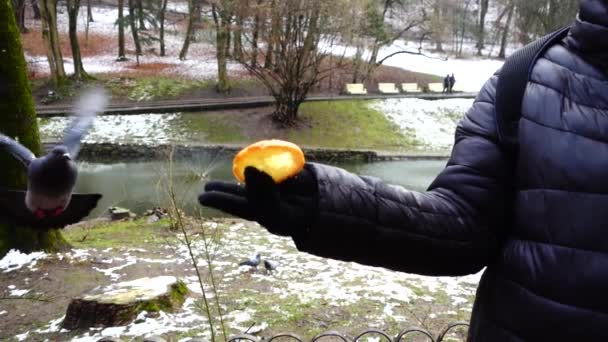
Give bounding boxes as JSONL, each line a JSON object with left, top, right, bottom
{"left": 448, "top": 73, "right": 456, "bottom": 93}
{"left": 443, "top": 74, "right": 450, "bottom": 93}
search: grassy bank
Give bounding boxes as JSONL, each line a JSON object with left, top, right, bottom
{"left": 176, "top": 99, "right": 419, "bottom": 151}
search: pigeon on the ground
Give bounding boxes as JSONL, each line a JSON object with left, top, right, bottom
{"left": 263, "top": 259, "right": 278, "bottom": 273}
{"left": 239, "top": 253, "right": 261, "bottom": 268}
{"left": 0, "top": 88, "right": 108, "bottom": 229}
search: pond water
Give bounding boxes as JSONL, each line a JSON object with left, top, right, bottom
{"left": 75, "top": 158, "right": 447, "bottom": 218}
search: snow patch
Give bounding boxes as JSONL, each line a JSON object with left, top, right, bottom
{"left": 370, "top": 98, "right": 474, "bottom": 151}
{"left": 0, "top": 249, "right": 47, "bottom": 273}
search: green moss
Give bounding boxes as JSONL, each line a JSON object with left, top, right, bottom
{"left": 138, "top": 280, "right": 188, "bottom": 314}
{"left": 63, "top": 218, "right": 173, "bottom": 249}
{"left": 139, "top": 301, "right": 162, "bottom": 312}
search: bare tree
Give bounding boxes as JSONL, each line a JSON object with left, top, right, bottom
{"left": 211, "top": 1, "right": 234, "bottom": 93}
{"left": 476, "top": 0, "right": 489, "bottom": 55}
{"left": 159, "top": 0, "right": 169, "bottom": 56}
{"left": 128, "top": 0, "right": 142, "bottom": 59}
{"left": 86, "top": 0, "right": 93, "bottom": 21}
{"left": 137, "top": 0, "right": 145, "bottom": 29}
{"left": 498, "top": 2, "right": 514, "bottom": 58}
{"left": 179, "top": 0, "right": 196, "bottom": 60}
{"left": 361, "top": 0, "right": 428, "bottom": 81}
{"left": 117, "top": 0, "right": 127, "bottom": 60}
{"left": 39, "top": 0, "right": 66, "bottom": 83}
{"left": 239, "top": 0, "right": 352, "bottom": 125}
{"left": 67, "top": 0, "right": 91, "bottom": 80}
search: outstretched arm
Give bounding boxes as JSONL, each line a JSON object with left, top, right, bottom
{"left": 294, "top": 74, "right": 512, "bottom": 276}
{"left": 0, "top": 133, "right": 36, "bottom": 168}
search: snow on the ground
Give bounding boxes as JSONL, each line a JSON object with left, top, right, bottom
{"left": 8, "top": 284, "right": 31, "bottom": 297}
{"left": 40, "top": 113, "right": 183, "bottom": 145}
{"left": 20, "top": 217, "right": 481, "bottom": 341}
{"left": 324, "top": 39, "right": 503, "bottom": 92}
{"left": 370, "top": 98, "right": 475, "bottom": 151}
{"left": 0, "top": 249, "right": 47, "bottom": 273}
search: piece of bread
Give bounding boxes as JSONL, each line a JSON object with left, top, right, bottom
{"left": 233, "top": 139, "right": 305, "bottom": 183}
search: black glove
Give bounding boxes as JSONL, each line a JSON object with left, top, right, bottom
{"left": 198, "top": 165, "right": 318, "bottom": 236}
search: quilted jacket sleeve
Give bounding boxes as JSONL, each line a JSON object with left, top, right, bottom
{"left": 292, "top": 74, "right": 513, "bottom": 276}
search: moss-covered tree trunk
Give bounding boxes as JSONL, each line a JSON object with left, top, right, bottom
{"left": 0, "top": 0, "right": 69, "bottom": 257}
{"left": 67, "top": 0, "right": 90, "bottom": 80}
{"left": 39, "top": 0, "right": 66, "bottom": 83}
{"left": 12, "top": 0, "right": 27, "bottom": 32}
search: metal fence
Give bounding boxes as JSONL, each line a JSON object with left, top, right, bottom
{"left": 227, "top": 322, "right": 469, "bottom": 342}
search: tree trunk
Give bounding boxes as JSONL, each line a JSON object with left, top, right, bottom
{"left": 432, "top": 0, "right": 443, "bottom": 52}
{"left": 263, "top": 0, "right": 276, "bottom": 69}
{"left": 193, "top": 0, "right": 201, "bottom": 23}
{"left": 117, "top": 0, "right": 126, "bottom": 60}
{"left": 251, "top": 5, "right": 260, "bottom": 67}
{"left": 498, "top": 4, "right": 514, "bottom": 59}
{"left": 352, "top": 44, "right": 363, "bottom": 83}
{"left": 272, "top": 97, "right": 300, "bottom": 126}
{"left": 458, "top": 0, "right": 471, "bottom": 57}
{"left": 216, "top": 17, "right": 230, "bottom": 93}
{"left": 128, "top": 0, "right": 141, "bottom": 57}
{"left": 31, "top": 0, "right": 40, "bottom": 19}
{"left": 39, "top": 0, "right": 66, "bottom": 84}
{"left": 137, "top": 0, "right": 145, "bottom": 29}
{"left": 224, "top": 18, "right": 231, "bottom": 58}
{"left": 0, "top": 0, "right": 69, "bottom": 257}
{"left": 86, "top": 0, "right": 93, "bottom": 21}
{"left": 159, "top": 0, "right": 168, "bottom": 56}
{"left": 67, "top": 0, "right": 89, "bottom": 80}
{"left": 233, "top": 14, "right": 243, "bottom": 62}
{"left": 179, "top": 0, "right": 195, "bottom": 60}
{"left": 476, "top": 0, "right": 489, "bottom": 56}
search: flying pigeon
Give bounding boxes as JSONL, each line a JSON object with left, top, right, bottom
{"left": 263, "top": 259, "right": 278, "bottom": 273}
{"left": 239, "top": 253, "right": 261, "bottom": 268}
{"left": 0, "top": 88, "right": 108, "bottom": 230}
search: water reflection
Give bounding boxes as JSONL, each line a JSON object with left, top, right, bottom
{"left": 75, "top": 158, "right": 447, "bottom": 219}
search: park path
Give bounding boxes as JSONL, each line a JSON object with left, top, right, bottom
{"left": 36, "top": 93, "right": 478, "bottom": 117}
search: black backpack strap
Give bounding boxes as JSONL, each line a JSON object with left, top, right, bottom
{"left": 495, "top": 26, "right": 571, "bottom": 149}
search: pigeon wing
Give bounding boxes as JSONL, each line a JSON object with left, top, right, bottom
{"left": 63, "top": 87, "right": 109, "bottom": 159}
{"left": 0, "top": 189, "right": 102, "bottom": 230}
{"left": 0, "top": 134, "right": 36, "bottom": 168}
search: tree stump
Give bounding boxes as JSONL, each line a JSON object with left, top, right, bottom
{"left": 62, "top": 276, "right": 188, "bottom": 330}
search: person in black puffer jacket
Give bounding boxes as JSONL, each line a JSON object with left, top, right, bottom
{"left": 199, "top": 0, "right": 608, "bottom": 340}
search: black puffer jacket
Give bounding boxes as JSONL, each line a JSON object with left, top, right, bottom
{"left": 292, "top": 1, "right": 608, "bottom": 340}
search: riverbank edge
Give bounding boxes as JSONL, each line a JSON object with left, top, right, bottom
{"left": 43, "top": 142, "right": 450, "bottom": 163}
